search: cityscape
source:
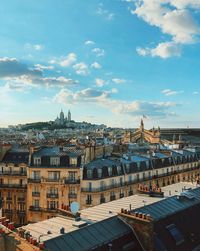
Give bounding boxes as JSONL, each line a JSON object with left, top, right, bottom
{"left": 1, "top": 1, "right": 200, "bottom": 251}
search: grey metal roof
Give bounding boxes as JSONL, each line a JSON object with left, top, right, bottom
{"left": 44, "top": 216, "right": 132, "bottom": 251}
{"left": 132, "top": 187, "right": 200, "bottom": 221}
{"left": 33, "top": 146, "right": 60, "bottom": 157}
{"left": 85, "top": 158, "right": 119, "bottom": 169}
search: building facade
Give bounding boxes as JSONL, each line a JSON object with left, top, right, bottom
{"left": 81, "top": 149, "right": 200, "bottom": 208}
{"left": 0, "top": 149, "right": 28, "bottom": 226}
{"left": 27, "top": 146, "right": 82, "bottom": 222}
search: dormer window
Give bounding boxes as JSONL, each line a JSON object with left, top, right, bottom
{"left": 70, "top": 157, "right": 77, "bottom": 166}
{"left": 34, "top": 157, "right": 41, "bottom": 166}
{"left": 126, "top": 164, "right": 130, "bottom": 172}
{"left": 97, "top": 168, "right": 102, "bottom": 178}
{"left": 117, "top": 166, "right": 121, "bottom": 175}
{"left": 108, "top": 167, "right": 112, "bottom": 176}
{"left": 50, "top": 157, "right": 60, "bottom": 166}
{"left": 87, "top": 169, "right": 92, "bottom": 179}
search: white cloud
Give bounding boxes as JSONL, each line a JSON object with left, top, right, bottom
{"left": 111, "top": 100, "right": 177, "bottom": 117}
{"left": 96, "top": 3, "right": 115, "bottom": 20}
{"left": 92, "top": 48, "right": 105, "bottom": 57}
{"left": 54, "top": 88, "right": 109, "bottom": 105}
{"left": 54, "top": 87, "right": 177, "bottom": 118}
{"left": 161, "top": 89, "right": 183, "bottom": 96}
{"left": 4, "top": 75, "right": 78, "bottom": 92}
{"left": 112, "top": 78, "right": 126, "bottom": 84}
{"left": 95, "top": 78, "right": 105, "bottom": 87}
{"left": 34, "top": 44, "right": 44, "bottom": 51}
{"left": 34, "top": 64, "right": 54, "bottom": 71}
{"left": 193, "top": 91, "right": 199, "bottom": 95}
{"left": 85, "top": 40, "right": 95, "bottom": 45}
{"left": 0, "top": 57, "right": 78, "bottom": 92}
{"left": 91, "top": 62, "right": 102, "bottom": 69}
{"left": 25, "top": 43, "right": 44, "bottom": 51}
{"left": 137, "top": 42, "right": 181, "bottom": 58}
{"left": 111, "top": 88, "right": 118, "bottom": 93}
{"left": 170, "top": 0, "right": 200, "bottom": 10}
{"left": 73, "top": 62, "right": 89, "bottom": 76}
{"left": 60, "top": 53, "right": 77, "bottom": 67}
{"left": 132, "top": 0, "right": 200, "bottom": 58}
{"left": 49, "top": 59, "right": 56, "bottom": 64}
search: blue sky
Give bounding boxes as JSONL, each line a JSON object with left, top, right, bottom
{"left": 0, "top": 0, "right": 200, "bottom": 128}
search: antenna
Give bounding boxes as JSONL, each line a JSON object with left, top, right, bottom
{"left": 71, "top": 201, "right": 80, "bottom": 215}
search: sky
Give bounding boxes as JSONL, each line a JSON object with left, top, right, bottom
{"left": 0, "top": 0, "right": 200, "bottom": 128}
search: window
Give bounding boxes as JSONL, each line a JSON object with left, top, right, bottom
{"left": 120, "top": 177, "right": 123, "bottom": 186}
{"left": 47, "top": 201, "right": 58, "bottom": 209}
{"left": 48, "top": 187, "right": 58, "bottom": 194}
{"left": 97, "top": 168, "right": 102, "bottom": 178}
{"left": 33, "top": 186, "right": 39, "bottom": 193}
{"left": 108, "top": 167, "right": 112, "bottom": 176}
{"left": 34, "top": 199, "right": 39, "bottom": 208}
{"left": 68, "top": 171, "right": 76, "bottom": 181}
{"left": 86, "top": 194, "right": 92, "bottom": 205}
{"left": 32, "top": 171, "right": 40, "bottom": 179}
{"left": 34, "top": 157, "right": 41, "bottom": 166}
{"left": 50, "top": 157, "right": 60, "bottom": 166}
{"left": 87, "top": 169, "right": 92, "bottom": 179}
{"left": 148, "top": 171, "right": 151, "bottom": 179}
{"left": 110, "top": 179, "right": 115, "bottom": 187}
{"left": 100, "top": 181, "right": 105, "bottom": 191}
{"left": 69, "top": 186, "right": 75, "bottom": 194}
{"left": 117, "top": 166, "right": 121, "bottom": 174}
{"left": 48, "top": 171, "right": 60, "bottom": 180}
{"left": 70, "top": 157, "right": 77, "bottom": 166}
{"left": 126, "top": 164, "right": 130, "bottom": 172}
{"left": 88, "top": 182, "right": 92, "bottom": 192}
{"left": 166, "top": 224, "right": 184, "bottom": 245}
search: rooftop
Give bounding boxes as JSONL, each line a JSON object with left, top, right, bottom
{"left": 132, "top": 185, "right": 200, "bottom": 222}
{"left": 20, "top": 182, "right": 197, "bottom": 243}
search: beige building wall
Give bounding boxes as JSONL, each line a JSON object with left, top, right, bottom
{"left": 27, "top": 167, "right": 81, "bottom": 222}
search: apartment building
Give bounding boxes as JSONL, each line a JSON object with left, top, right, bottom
{"left": 0, "top": 148, "right": 28, "bottom": 225}
{"left": 81, "top": 149, "right": 200, "bottom": 208}
{"left": 27, "top": 146, "right": 83, "bottom": 222}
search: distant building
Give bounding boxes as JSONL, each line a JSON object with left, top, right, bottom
{"left": 54, "top": 109, "right": 72, "bottom": 126}
{"left": 124, "top": 119, "right": 161, "bottom": 144}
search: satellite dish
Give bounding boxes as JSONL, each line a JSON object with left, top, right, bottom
{"left": 71, "top": 201, "right": 80, "bottom": 214}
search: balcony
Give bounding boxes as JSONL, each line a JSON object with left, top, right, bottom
{"left": 68, "top": 193, "right": 77, "bottom": 199}
{"left": 46, "top": 193, "right": 59, "bottom": 199}
{"left": 81, "top": 182, "right": 126, "bottom": 193}
{"left": 18, "top": 197, "right": 25, "bottom": 202}
{"left": 29, "top": 206, "right": 42, "bottom": 212}
{"left": 28, "top": 178, "right": 41, "bottom": 183}
{"left": 3, "top": 209, "right": 13, "bottom": 214}
{"left": 45, "top": 208, "right": 58, "bottom": 213}
{"left": 64, "top": 178, "right": 80, "bottom": 184}
{"left": 17, "top": 210, "right": 26, "bottom": 214}
{"left": 0, "top": 171, "right": 27, "bottom": 176}
{"left": 43, "top": 178, "right": 61, "bottom": 183}
{"left": 0, "top": 184, "right": 27, "bottom": 189}
{"left": 32, "top": 192, "right": 40, "bottom": 197}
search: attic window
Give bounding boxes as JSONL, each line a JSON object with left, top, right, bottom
{"left": 166, "top": 224, "right": 184, "bottom": 245}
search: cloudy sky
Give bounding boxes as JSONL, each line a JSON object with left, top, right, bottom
{"left": 0, "top": 0, "right": 200, "bottom": 128}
